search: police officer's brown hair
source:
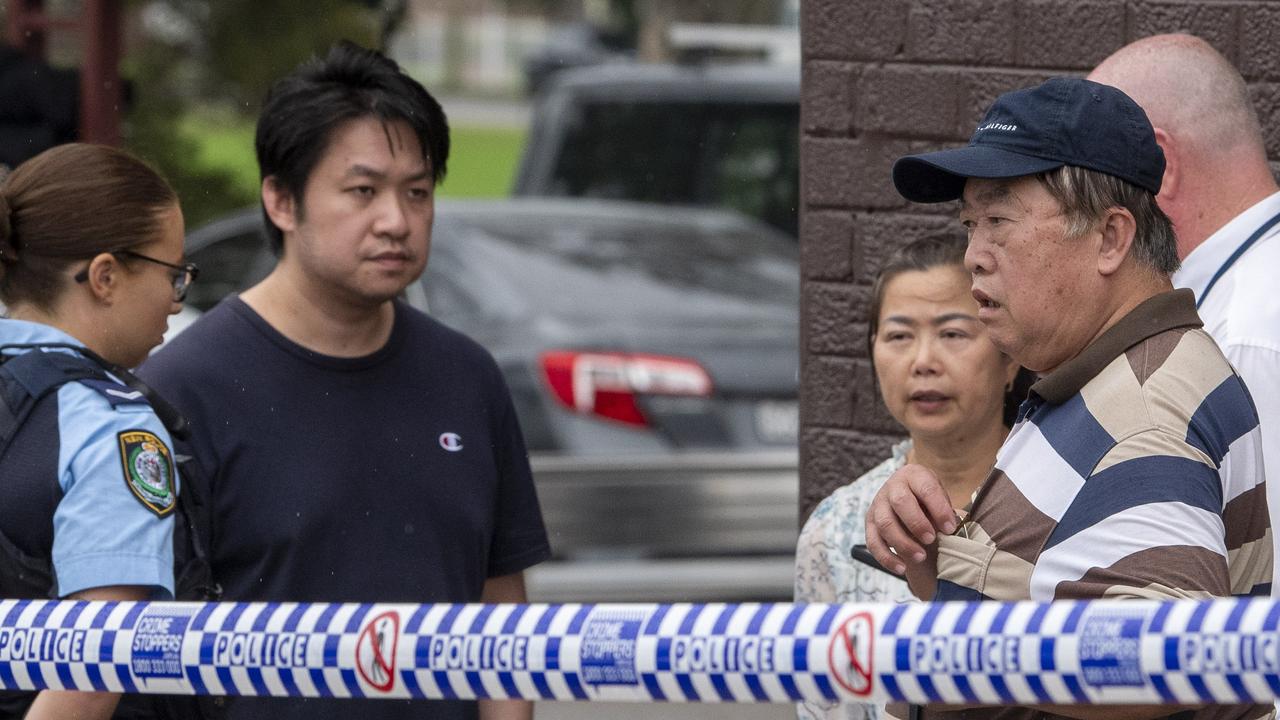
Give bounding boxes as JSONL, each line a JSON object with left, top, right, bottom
{"left": 0, "top": 143, "right": 177, "bottom": 310}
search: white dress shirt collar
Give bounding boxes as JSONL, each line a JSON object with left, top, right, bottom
{"left": 1174, "top": 189, "right": 1280, "bottom": 298}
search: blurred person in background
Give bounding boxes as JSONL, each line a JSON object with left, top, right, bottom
{"left": 140, "top": 42, "right": 548, "bottom": 720}
{"left": 0, "top": 144, "right": 194, "bottom": 720}
{"left": 794, "top": 235, "right": 1026, "bottom": 720}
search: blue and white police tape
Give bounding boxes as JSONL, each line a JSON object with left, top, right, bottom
{"left": 0, "top": 597, "right": 1276, "bottom": 704}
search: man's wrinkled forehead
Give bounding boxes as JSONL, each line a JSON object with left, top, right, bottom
{"left": 959, "top": 177, "right": 1020, "bottom": 211}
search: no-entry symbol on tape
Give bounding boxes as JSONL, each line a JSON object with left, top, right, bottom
{"left": 828, "top": 612, "right": 874, "bottom": 697}
{"left": 357, "top": 611, "right": 401, "bottom": 692}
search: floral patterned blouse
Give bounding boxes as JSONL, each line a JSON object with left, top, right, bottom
{"left": 795, "top": 440, "right": 914, "bottom": 720}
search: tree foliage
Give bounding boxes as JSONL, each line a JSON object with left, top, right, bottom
{"left": 123, "top": 0, "right": 388, "bottom": 224}
{"left": 196, "top": 0, "right": 381, "bottom": 106}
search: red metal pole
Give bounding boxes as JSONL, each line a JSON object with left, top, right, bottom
{"left": 5, "top": 0, "right": 46, "bottom": 58}
{"left": 79, "top": 0, "right": 122, "bottom": 146}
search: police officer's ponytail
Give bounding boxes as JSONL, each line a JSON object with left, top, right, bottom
{"left": 0, "top": 144, "right": 177, "bottom": 311}
{"left": 0, "top": 193, "right": 16, "bottom": 281}
{"left": 0, "top": 194, "right": 15, "bottom": 281}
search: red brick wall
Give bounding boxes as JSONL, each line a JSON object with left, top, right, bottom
{"left": 798, "top": 0, "right": 1280, "bottom": 520}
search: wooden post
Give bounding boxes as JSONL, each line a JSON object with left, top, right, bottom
{"left": 78, "top": 0, "right": 122, "bottom": 145}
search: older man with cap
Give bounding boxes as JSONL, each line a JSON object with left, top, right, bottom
{"left": 864, "top": 77, "right": 1272, "bottom": 720}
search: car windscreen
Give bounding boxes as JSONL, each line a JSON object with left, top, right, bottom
{"left": 547, "top": 101, "right": 799, "bottom": 236}
{"left": 432, "top": 211, "right": 797, "bottom": 321}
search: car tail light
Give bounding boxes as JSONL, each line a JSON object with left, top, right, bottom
{"left": 540, "top": 351, "right": 713, "bottom": 428}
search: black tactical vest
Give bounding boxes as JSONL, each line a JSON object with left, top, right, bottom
{"left": 0, "top": 346, "right": 220, "bottom": 719}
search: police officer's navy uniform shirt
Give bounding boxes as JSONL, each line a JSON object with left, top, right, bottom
{"left": 0, "top": 319, "right": 177, "bottom": 598}
{"left": 140, "top": 296, "right": 550, "bottom": 720}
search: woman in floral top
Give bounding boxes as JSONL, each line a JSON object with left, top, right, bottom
{"left": 795, "top": 235, "right": 1032, "bottom": 720}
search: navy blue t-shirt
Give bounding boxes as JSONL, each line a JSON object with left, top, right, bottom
{"left": 140, "top": 296, "right": 550, "bottom": 719}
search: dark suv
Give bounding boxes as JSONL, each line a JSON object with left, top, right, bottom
{"left": 513, "top": 62, "right": 800, "bottom": 237}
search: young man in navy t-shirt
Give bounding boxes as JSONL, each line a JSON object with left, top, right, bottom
{"left": 141, "top": 42, "right": 549, "bottom": 720}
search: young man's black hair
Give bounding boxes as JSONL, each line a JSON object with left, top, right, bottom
{"left": 254, "top": 40, "right": 450, "bottom": 254}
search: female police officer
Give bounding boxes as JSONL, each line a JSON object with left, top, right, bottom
{"left": 0, "top": 143, "right": 196, "bottom": 719}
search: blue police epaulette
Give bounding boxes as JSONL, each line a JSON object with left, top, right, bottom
{"left": 76, "top": 377, "right": 152, "bottom": 408}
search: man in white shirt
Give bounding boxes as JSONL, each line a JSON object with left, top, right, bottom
{"left": 1091, "top": 33, "right": 1280, "bottom": 594}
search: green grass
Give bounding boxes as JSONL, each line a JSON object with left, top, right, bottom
{"left": 438, "top": 126, "right": 526, "bottom": 198}
{"left": 179, "top": 112, "right": 525, "bottom": 201}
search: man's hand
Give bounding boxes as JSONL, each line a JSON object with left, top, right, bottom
{"left": 865, "top": 464, "right": 957, "bottom": 598}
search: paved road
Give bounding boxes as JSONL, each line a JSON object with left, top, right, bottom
{"left": 437, "top": 95, "right": 531, "bottom": 128}
{"left": 536, "top": 701, "right": 794, "bottom": 719}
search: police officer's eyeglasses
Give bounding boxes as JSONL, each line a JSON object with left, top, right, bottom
{"left": 74, "top": 250, "right": 200, "bottom": 302}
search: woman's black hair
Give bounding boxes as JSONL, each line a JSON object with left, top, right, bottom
{"left": 254, "top": 41, "right": 450, "bottom": 254}
{"left": 867, "top": 235, "right": 1034, "bottom": 428}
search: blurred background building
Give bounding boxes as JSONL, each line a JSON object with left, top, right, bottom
{"left": 392, "top": 0, "right": 793, "bottom": 96}
{"left": 0, "top": 0, "right": 798, "bottom": 223}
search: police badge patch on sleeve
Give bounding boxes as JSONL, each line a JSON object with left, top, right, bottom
{"left": 117, "top": 430, "right": 177, "bottom": 517}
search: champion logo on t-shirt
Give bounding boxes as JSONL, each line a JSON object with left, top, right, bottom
{"left": 438, "top": 433, "right": 464, "bottom": 452}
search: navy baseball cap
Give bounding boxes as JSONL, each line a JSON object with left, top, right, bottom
{"left": 892, "top": 77, "right": 1164, "bottom": 203}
